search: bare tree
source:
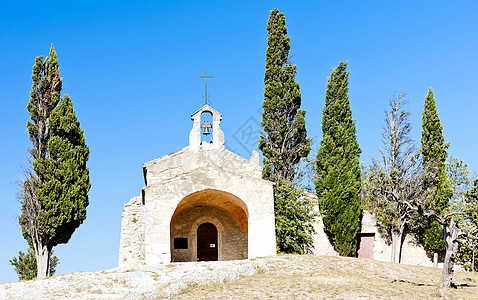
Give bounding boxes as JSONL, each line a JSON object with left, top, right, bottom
{"left": 402, "top": 198, "right": 478, "bottom": 287}
{"left": 371, "top": 156, "right": 478, "bottom": 287}
{"left": 364, "top": 92, "right": 477, "bottom": 287}
{"left": 364, "top": 92, "right": 422, "bottom": 263}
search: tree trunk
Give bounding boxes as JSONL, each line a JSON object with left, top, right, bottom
{"left": 33, "top": 240, "right": 51, "bottom": 279}
{"left": 433, "top": 252, "right": 438, "bottom": 268}
{"left": 472, "top": 249, "right": 475, "bottom": 283}
{"left": 391, "top": 232, "right": 400, "bottom": 263}
{"left": 391, "top": 223, "right": 405, "bottom": 263}
{"left": 438, "top": 223, "right": 459, "bottom": 288}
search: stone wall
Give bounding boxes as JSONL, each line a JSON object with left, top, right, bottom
{"left": 305, "top": 193, "right": 338, "bottom": 256}
{"left": 311, "top": 214, "right": 338, "bottom": 256}
{"left": 170, "top": 206, "right": 247, "bottom": 262}
{"left": 143, "top": 147, "right": 263, "bottom": 186}
{"left": 360, "top": 210, "right": 440, "bottom": 267}
{"left": 138, "top": 144, "right": 275, "bottom": 265}
{"left": 142, "top": 169, "right": 276, "bottom": 264}
{"left": 310, "top": 209, "right": 444, "bottom": 268}
{"left": 118, "top": 196, "right": 145, "bottom": 267}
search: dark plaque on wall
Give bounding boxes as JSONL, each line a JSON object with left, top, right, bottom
{"left": 174, "top": 238, "right": 188, "bottom": 249}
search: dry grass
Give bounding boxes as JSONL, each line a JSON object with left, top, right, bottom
{"left": 172, "top": 254, "right": 478, "bottom": 299}
{"left": 88, "top": 289, "right": 103, "bottom": 294}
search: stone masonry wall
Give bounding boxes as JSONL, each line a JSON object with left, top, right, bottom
{"left": 143, "top": 147, "right": 263, "bottom": 187}
{"left": 118, "top": 196, "right": 146, "bottom": 267}
{"left": 361, "top": 210, "right": 440, "bottom": 267}
{"left": 311, "top": 209, "right": 443, "bottom": 268}
{"left": 311, "top": 213, "right": 338, "bottom": 257}
{"left": 142, "top": 160, "right": 275, "bottom": 265}
{"left": 120, "top": 145, "right": 275, "bottom": 266}
{"left": 170, "top": 206, "right": 247, "bottom": 262}
{"left": 305, "top": 193, "right": 338, "bottom": 256}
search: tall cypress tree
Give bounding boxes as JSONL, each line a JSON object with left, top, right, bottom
{"left": 259, "top": 8, "right": 310, "bottom": 183}
{"left": 315, "top": 62, "right": 362, "bottom": 257}
{"left": 18, "top": 45, "right": 90, "bottom": 278}
{"left": 259, "top": 9, "right": 313, "bottom": 253}
{"left": 421, "top": 88, "right": 451, "bottom": 254}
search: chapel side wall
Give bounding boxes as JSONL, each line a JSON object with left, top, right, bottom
{"left": 118, "top": 196, "right": 145, "bottom": 267}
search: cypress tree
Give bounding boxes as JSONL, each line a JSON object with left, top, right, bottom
{"left": 259, "top": 8, "right": 310, "bottom": 183}
{"left": 421, "top": 88, "right": 451, "bottom": 254}
{"left": 18, "top": 45, "right": 90, "bottom": 278}
{"left": 259, "top": 9, "right": 313, "bottom": 253}
{"left": 34, "top": 95, "right": 90, "bottom": 245}
{"left": 315, "top": 62, "right": 362, "bottom": 257}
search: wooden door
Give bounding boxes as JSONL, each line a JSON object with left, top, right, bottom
{"left": 357, "top": 234, "right": 374, "bottom": 259}
{"left": 197, "top": 222, "right": 218, "bottom": 261}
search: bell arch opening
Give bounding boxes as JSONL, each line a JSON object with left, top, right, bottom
{"left": 200, "top": 111, "right": 213, "bottom": 144}
{"left": 169, "top": 189, "right": 249, "bottom": 262}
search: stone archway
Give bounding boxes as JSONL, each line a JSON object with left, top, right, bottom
{"left": 169, "top": 189, "right": 248, "bottom": 262}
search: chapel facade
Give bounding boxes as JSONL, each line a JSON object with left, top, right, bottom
{"left": 118, "top": 104, "right": 277, "bottom": 266}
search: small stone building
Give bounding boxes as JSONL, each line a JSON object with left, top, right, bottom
{"left": 312, "top": 208, "right": 440, "bottom": 267}
{"left": 308, "top": 193, "right": 439, "bottom": 267}
{"left": 119, "top": 105, "right": 276, "bottom": 267}
{"left": 357, "top": 210, "right": 441, "bottom": 267}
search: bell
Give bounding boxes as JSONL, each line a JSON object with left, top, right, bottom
{"left": 201, "top": 121, "right": 212, "bottom": 136}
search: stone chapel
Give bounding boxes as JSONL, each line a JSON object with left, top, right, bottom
{"left": 118, "top": 104, "right": 277, "bottom": 266}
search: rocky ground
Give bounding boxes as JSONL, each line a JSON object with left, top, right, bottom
{"left": 1, "top": 255, "right": 477, "bottom": 299}
{"left": 0, "top": 259, "right": 266, "bottom": 299}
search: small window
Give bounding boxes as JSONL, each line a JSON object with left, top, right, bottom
{"left": 174, "top": 238, "right": 188, "bottom": 249}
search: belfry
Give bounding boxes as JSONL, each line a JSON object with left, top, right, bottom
{"left": 118, "top": 103, "right": 277, "bottom": 266}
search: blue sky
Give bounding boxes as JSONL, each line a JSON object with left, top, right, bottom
{"left": 1, "top": 1, "right": 477, "bottom": 283}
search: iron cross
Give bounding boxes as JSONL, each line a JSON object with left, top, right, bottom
{"left": 197, "top": 69, "right": 215, "bottom": 105}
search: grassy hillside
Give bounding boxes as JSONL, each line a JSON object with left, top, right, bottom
{"left": 1, "top": 254, "right": 476, "bottom": 299}
{"left": 174, "top": 255, "right": 477, "bottom": 299}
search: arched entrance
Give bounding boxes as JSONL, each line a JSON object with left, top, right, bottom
{"left": 197, "top": 222, "right": 218, "bottom": 261}
{"left": 169, "top": 189, "right": 249, "bottom": 262}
